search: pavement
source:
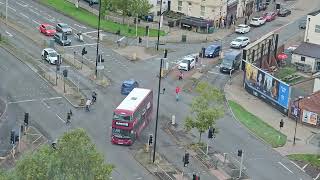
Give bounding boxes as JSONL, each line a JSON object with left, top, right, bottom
{"left": 225, "top": 72, "right": 320, "bottom": 156}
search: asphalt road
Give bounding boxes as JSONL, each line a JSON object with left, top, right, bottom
{"left": 0, "top": 0, "right": 318, "bottom": 179}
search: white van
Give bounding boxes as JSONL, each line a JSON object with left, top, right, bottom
{"left": 178, "top": 56, "right": 195, "bottom": 71}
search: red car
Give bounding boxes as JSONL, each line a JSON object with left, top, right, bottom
{"left": 263, "top": 12, "right": 277, "bottom": 22}
{"left": 39, "top": 24, "right": 56, "bottom": 36}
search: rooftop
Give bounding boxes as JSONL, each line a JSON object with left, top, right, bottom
{"left": 293, "top": 42, "right": 320, "bottom": 59}
{"left": 299, "top": 91, "right": 320, "bottom": 113}
{"left": 116, "top": 88, "right": 151, "bottom": 112}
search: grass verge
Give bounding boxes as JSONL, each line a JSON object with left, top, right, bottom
{"left": 40, "top": 0, "right": 165, "bottom": 37}
{"left": 287, "top": 154, "right": 320, "bottom": 167}
{"left": 228, "top": 100, "right": 287, "bottom": 148}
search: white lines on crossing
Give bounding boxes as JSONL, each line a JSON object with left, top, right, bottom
{"left": 19, "top": 13, "right": 29, "bottom": 19}
{"left": 290, "top": 161, "right": 306, "bottom": 172}
{"left": 278, "top": 161, "right": 293, "bottom": 174}
{"left": 32, "top": 20, "right": 41, "bottom": 25}
{"left": 56, "top": 114, "right": 66, "bottom": 123}
{"left": 16, "top": 1, "right": 28, "bottom": 7}
{"left": 42, "top": 100, "right": 50, "bottom": 109}
{"left": 29, "top": 9, "right": 40, "bottom": 16}
{"left": 8, "top": 6, "right": 16, "bottom": 12}
{"left": 5, "top": 31, "right": 13, "bottom": 37}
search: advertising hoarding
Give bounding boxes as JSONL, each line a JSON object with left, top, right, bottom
{"left": 302, "top": 110, "right": 318, "bottom": 126}
{"left": 243, "top": 61, "right": 290, "bottom": 114}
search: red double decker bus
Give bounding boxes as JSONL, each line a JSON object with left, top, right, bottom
{"left": 111, "top": 88, "right": 153, "bottom": 145}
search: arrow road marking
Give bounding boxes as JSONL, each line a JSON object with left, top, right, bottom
{"left": 5, "top": 31, "right": 13, "bottom": 37}
{"left": 278, "top": 161, "right": 293, "bottom": 174}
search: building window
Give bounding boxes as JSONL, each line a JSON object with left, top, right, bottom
{"left": 178, "top": 1, "right": 182, "bottom": 11}
{"left": 315, "top": 25, "right": 320, "bottom": 33}
{"left": 200, "top": 6, "right": 205, "bottom": 16}
{"left": 301, "top": 56, "right": 305, "bottom": 62}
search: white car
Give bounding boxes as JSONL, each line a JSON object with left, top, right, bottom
{"left": 41, "top": 48, "right": 60, "bottom": 64}
{"left": 250, "top": 17, "right": 266, "bottom": 26}
{"left": 178, "top": 56, "right": 195, "bottom": 71}
{"left": 235, "top": 24, "right": 251, "bottom": 34}
{"left": 230, "top": 36, "right": 250, "bottom": 49}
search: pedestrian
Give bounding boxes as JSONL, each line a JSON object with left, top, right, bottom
{"left": 89, "top": 0, "right": 93, "bottom": 7}
{"left": 85, "top": 99, "right": 91, "bottom": 112}
{"left": 175, "top": 86, "right": 181, "bottom": 102}
{"left": 178, "top": 70, "right": 184, "bottom": 80}
{"left": 92, "top": 91, "right": 97, "bottom": 103}
{"left": 244, "top": 18, "right": 247, "bottom": 25}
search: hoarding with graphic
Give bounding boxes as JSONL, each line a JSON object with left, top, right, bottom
{"left": 302, "top": 110, "right": 318, "bottom": 126}
{"left": 243, "top": 61, "right": 290, "bottom": 114}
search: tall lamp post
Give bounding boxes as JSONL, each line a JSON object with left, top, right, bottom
{"left": 95, "top": 0, "right": 102, "bottom": 77}
{"left": 156, "top": 0, "right": 163, "bottom": 51}
{"left": 293, "top": 96, "right": 303, "bottom": 145}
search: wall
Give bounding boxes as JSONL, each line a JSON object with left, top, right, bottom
{"left": 292, "top": 54, "right": 316, "bottom": 72}
{"left": 304, "top": 13, "right": 320, "bottom": 45}
{"left": 314, "top": 78, "right": 320, "bottom": 93}
{"left": 171, "top": 0, "right": 227, "bottom": 20}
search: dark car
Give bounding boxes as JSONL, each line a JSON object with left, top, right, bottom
{"left": 299, "top": 20, "right": 307, "bottom": 29}
{"left": 121, "top": 80, "right": 139, "bottom": 95}
{"left": 204, "top": 44, "right": 221, "bottom": 58}
{"left": 278, "top": 8, "right": 291, "bottom": 17}
{"left": 53, "top": 33, "right": 71, "bottom": 46}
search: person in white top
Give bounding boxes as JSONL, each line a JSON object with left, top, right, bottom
{"left": 86, "top": 99, "right": 91, "bottom": 111}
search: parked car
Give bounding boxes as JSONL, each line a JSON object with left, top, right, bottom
{"left": 250, "top": 17, "right": 266, "bottom": 26}
{"left": 41, "top": 48, "right": 60, "bottom": 64}
{"left": 263, "top": 12, "right": 277, "bottom": 22}
{"left": 235, "top": 24, "right": 251, "bottom": 34}
{"left": 178, "top": 56, "right": 195, "bottom": 71}
{"left": 205, "top": 44, "right": 221, "bottom": 58}
{"left": 220, "top": 50, "right": 242, "bottom": 73}
{"left": 56, "top": 23, "right": 72, "bottom": 35}
{"left": 278, "top": 8, "right": 291, "bottom": 17}
{"left": 265, "top": 0, "right": 271, "bottom": 5}
{"left": 230, "top": 36, "right": 250, "bottom": 49}
{"left": 39, "top": 24, "right": 56, "bottom": 36}
{"left": 299, "top": 19, "right": 307, "bottom": 29}
{"left": 83, "top": 0, "right": 99, "bottom": 4}
{"left": 121, "top": 80, "right": 139, "bottom": 95}
{"left": 54, "top": 33, "right": 71, "bottom": 46}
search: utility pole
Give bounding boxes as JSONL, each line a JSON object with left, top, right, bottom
{"left": 156, "top": 0, "right": 163, "bottom": 51}
{"left": 5, "top": 0, "right": 8, "bottom": 23}
{"left": 95, "top": 0, "right": 102, "bottom": 77}
{"left": 238, "top": 149, "right": 244, "bottom": 178}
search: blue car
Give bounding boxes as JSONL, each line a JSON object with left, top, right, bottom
{"left": 205, "top": 44, "right": 221, "bottom": 58}
{"left": 121, "top": 80, "right": 139, "bottom": 95}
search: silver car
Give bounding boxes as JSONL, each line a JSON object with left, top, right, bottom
{"left": 56, "top": 23, "right": 72, "bottom": 35}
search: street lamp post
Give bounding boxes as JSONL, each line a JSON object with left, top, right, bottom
{"left": 293, "top": 96, "right": 303, "bottom": 145}
{"left": 156, "top": 0, "right": 163, "bottom": 51}
{"left": 95, "top": 0, "right": 102, "bottom": 77}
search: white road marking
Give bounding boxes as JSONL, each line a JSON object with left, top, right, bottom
{"left": 74, "top": 24, "right": 87, "bottom": 29}
{"left": 64, "top": 43, "right": 97, "bottom": 48}
{"left": 19, "top": 12, "right": 29, "bottom": 19}
{"left": 44, "top": 17, "right": 55, "bottom": 22}
{"left": 5, "top": 31, "right": 13, "bottom": 37}
{"left": 32, "top": 20, "right": 41, "bottom": 25}
{"left": 82, "top": 30, "right": 103, "bottom": 34}
{"left": 41, "top": 100, "right": 50, "bottom": 108}
{"left": 8, "top": 6, "right": 16, "bottom": 12}
{"left": 0, "top": 2, "right": 3, "bottom": 5}
{"left": 29, "top": 9, "right": 40, "bottom": 16}
{"left": 56, "top": 114, "right": 66, "bottom": 123}
{"left": 302, "top": 163, "right": 308, "bottom": 169}
{"left": 290, "top": 160, "right": 305, "bottom": 172}
{"left": 278, "top": 161, "right": 293, "bottom": 174}
{"left": 16, "top": 1, "right": 28, "bottom": 7}
{"left": 43, "top": 97, "right": 63, "bottom": 101}
{"left": 70, "top": 27, "right": 79, "bottom": 32}
{"left": 8, "top": 99, "right": 37, "bottom": 104}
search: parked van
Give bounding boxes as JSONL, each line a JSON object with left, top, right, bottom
{"left": 220, "top": 50, "right": 242, "bottom": 73}
{"left": 205, "top": 44, "right": 221, "bottom": 58}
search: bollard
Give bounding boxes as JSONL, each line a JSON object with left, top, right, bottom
{"left": 80, "top": 98, "right": 85, "bottom": 106}
{"left": 171, "top": 115, "right": 176, "bottom": 125}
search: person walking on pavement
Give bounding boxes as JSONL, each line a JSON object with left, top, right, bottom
{"left": 92, "top": 91, "right": 97, "bottom": 104}
{"left": 85, "top": 99, "right": 91, "bottom": 112}
{"left": 178, "top": 70, "right": 184, "bottom": 80}
{"left": 175, "top": 86, "right": 181, "bottom": 102}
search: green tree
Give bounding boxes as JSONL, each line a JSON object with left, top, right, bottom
{"left": 185, "top": 82, "right": 224, "bottom": 143}
{"left": 112, "top": 0, "right": 132, "bottom": 24}
{"left": 14, "top": 128, "right": 113, "bottom": 180}
{"left": 129, "top": 0, "right": 153, "bottom": 36}
{"left": 101, "top": 0, "right": 114, "bottom": 16}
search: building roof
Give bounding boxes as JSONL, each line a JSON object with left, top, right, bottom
{"left": 299, "top": 91, "right": 320, "bottom": 114}
{"left": 308, "top": 9, "right": 320, "bottom": 16}
{"left": 293, "top": 42, "right": 320, "bottom": 59}
{"left": 180, "top": 16, "right": 213, "bottom": 28}
{"left": 116, "top": 88, "right": 151, "bottom": 112}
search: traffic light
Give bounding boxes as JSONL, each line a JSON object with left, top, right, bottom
{"left": 138, "top": 37, "right": 142, "bottom": 43}
{"left": 164, "top": 49, "right": 168, "bottom": 58}
{"left": 148, "top": 134, "right": 153, "bottom": 145}
{"left": 183, "top": 152, "right": 190, "bottom": 167}
{"left": 193, "top": 173, "right": 196, "bottom": 180}
{"left": 10, "top": 130, "right": 15, "bottom": 144}
{"left": 82, "top": 47, "right": 87, "bottom": 56}
{"left": 208, "top": 127, "right": 215, "bottom": 139}
{"left": 24, "top": 112, "right": 29, "bottom": 126}
{"left": 238, "top": 149, "right": 243, "bottom": 157}
{"left": 280, "top": 119, "right": 284, "bottom": 128}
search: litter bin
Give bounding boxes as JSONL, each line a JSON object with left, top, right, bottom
{"left": 181, "top": 35, "right": 187, "bottom": 42}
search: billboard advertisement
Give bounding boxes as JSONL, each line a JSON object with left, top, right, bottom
{"left": 243, "top": 61, "right": 290, "bottom": 114}
{"left": 302, "top": 110, "right": 318, "bottom": 126}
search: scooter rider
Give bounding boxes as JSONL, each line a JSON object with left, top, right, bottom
{"left": 77, "top": 31, "right": 83, "bottom": 42}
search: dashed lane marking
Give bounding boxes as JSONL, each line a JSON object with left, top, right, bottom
{"left": 16, "top": 1, "right": 28, "bottom": 7}
{"left": 32, "top": 20, "right": 40, "bottom": 25}
{"left": 8, "top": 6, "right": 16, "bottom": 12}
{"left": 29, "top": 9, "right": 40, "bottom": 16}
{"left": 19, "top": 12, "right": 29, "bottom": 19}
